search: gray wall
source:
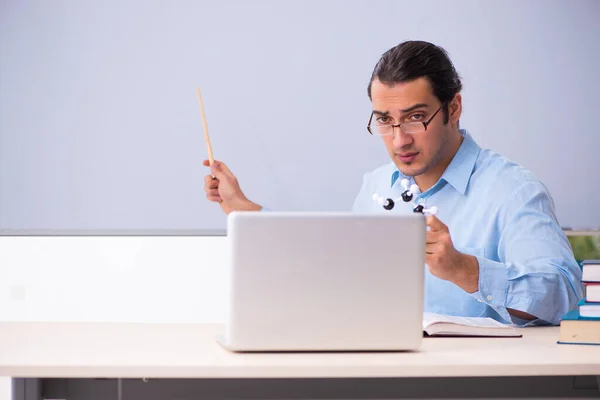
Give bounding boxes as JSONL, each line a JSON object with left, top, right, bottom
{"left": 1, "top": 0, "right": 599, "bottom": 231}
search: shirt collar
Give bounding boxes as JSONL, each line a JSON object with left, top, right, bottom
{"left": 390, "top": 129, "right": 480, "bottom": 195}
{"left": 441, "top": 129, "right": 480, "bottom": 195}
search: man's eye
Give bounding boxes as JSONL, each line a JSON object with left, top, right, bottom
{"left": 410, "top": 114, "right": 425, "bottom": 121}
{"left": 377, "top": 117, "right": 391, "bottom": 124}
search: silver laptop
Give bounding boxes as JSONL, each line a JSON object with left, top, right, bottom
{"left": 217, "top": 211, "right": 425, "bottom": 352}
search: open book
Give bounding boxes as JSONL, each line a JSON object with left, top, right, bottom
{"left": 423, "top": 312, "right": 522, "bottom": 337}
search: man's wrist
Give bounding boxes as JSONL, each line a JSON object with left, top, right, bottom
{"left": 452, "top": 253, "right": 479, "bottom": 293}
{"left": 234, "top": 197, "right": 262, "bottom": 212}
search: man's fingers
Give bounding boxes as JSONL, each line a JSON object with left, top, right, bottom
{"left": 426, "top": 231, "right": 443, "bottom": 244}
{"left": 204, "top": 175, "right": 219, "bottom": 189}
{"left": 203, "top": 159, "right": 233, "bottom": 180}
{"left": 425, "top": 243, "right": 435, "bottom": 255}
{"left": 206, "top": 188, "right": 222, "bottom": 202}
{"left": 203, "top": 159, "right": 223, "bottom": 167}
{"left": 211, "top": 161, "right": 235, "bottom": 180}
{"left": 425, "top": 242, "right": 443, "bottom": 255}
{"left": 210, "top": 162, "right": 228, "bottom": 180}
{"left": 214, "top": 161, "right": 233, "bottom": 176}
{"left": 426, "top": 215, "right": 448, "bottom": 232}
{"left": 210, "top": 165, "right": 225, "bottom": 180}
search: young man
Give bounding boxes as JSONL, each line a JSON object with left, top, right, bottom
{"left": 203, "top": 41, "right": 583, "bottom": 326}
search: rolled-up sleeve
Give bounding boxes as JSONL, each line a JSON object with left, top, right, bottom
{"left": 469, "top": 183, "right": 584, "bottom": 325}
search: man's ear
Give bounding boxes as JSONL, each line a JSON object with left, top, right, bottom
{"left": 450, "top": 93, "right": 462, "bottom": 126}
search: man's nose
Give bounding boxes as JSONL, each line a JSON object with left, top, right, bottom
{"left": 392, "top": 125, "right": 414, "bottom": 148}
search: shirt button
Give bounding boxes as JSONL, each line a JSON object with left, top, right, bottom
{"left": 486, "top": 295, "right": 493, "bottom": 301}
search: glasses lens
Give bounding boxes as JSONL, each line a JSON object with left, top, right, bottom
{"left": 401, "top": 122, "right": 425, "bottom": 134}
{"left": 368, "top": 120, "right": 426, "bottom": 135}
{"left": 374, "top": 124, "right": 393, "bottom": 135}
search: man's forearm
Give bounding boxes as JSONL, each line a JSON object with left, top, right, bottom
{"left": 452, "top": 254, "right": 537, "bottom": 321}
{"left": 451, "top": 254, "right": 479, "bottom": 293}
{"left": 507, "top": 308, "right": 536, "bottom": 320}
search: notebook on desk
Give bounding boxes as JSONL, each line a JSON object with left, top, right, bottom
{"left": 423, "top": 312, "right": 522, "bottom": 337}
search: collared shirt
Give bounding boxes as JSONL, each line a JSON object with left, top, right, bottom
{"left": 352, "top": 129, "right": 584, "bottom": 325}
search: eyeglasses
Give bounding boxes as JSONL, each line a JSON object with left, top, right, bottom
{"left": 367, "top": 103, "right": 445, "bottom": 136}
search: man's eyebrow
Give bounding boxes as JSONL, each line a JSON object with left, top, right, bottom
{"left": 372, "top": 110, "right": 389, "bottom": 116}
{"left": 400, "top": 103, "right": 429, "bottom": 113}
{"left": 372, "top": 104, "right": 429, "bottom": 116}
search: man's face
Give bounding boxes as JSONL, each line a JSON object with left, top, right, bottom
{"left": 370, "top": 77, "right": 454, "bottom": 177}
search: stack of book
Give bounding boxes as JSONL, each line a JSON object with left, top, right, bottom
{"left": 558, "top": 260, "right": 600, "bottom": 345}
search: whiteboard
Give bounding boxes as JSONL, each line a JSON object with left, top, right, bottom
{"left": 1, "top": 0, "right": 599, "bottom": 231}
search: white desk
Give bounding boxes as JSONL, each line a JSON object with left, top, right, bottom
{"left": 1, "top": 322, "right": 600, "bottom": 378}
{"left": 2, "top": 322, "right": 600, "bottom": 399}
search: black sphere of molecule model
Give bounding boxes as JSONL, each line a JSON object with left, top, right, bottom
{"left": 401, "top": 190, "right": 414, "bottom": 202}
{"left": 383, "top": 198, "right": 395, "bottom": 210}
{"left": 372, "top": 180, "right": 439, "bottom": 216}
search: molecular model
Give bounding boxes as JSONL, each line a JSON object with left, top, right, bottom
{"left": 372, "top": 179, "right": 439, "bottom": 215}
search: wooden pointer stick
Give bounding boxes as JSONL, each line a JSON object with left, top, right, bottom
{"left": 197, "top": 87, "right": 214, "bottom": 166}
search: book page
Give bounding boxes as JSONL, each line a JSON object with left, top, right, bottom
{"left": 423, "top": 312, "right": 513, "bottom": 329}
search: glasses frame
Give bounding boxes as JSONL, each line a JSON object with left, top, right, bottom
{"left": 367, "top": 103, "right": 445, "bottom": 136}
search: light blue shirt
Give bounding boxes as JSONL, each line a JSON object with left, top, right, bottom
{"left": 352, "top": 129, "right": 584, "bottom": 325}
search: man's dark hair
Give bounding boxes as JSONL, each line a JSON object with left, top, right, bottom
{"left": 367, "top": 41, "right": 462, "bottom": 124}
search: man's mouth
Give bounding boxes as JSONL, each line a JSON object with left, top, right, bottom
{"left": 396, "top": 152, "right": 419, "bottom": 163}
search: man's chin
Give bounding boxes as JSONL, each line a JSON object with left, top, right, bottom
{"left": 396, "top": 163, "right": 429, "bottom": 177}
